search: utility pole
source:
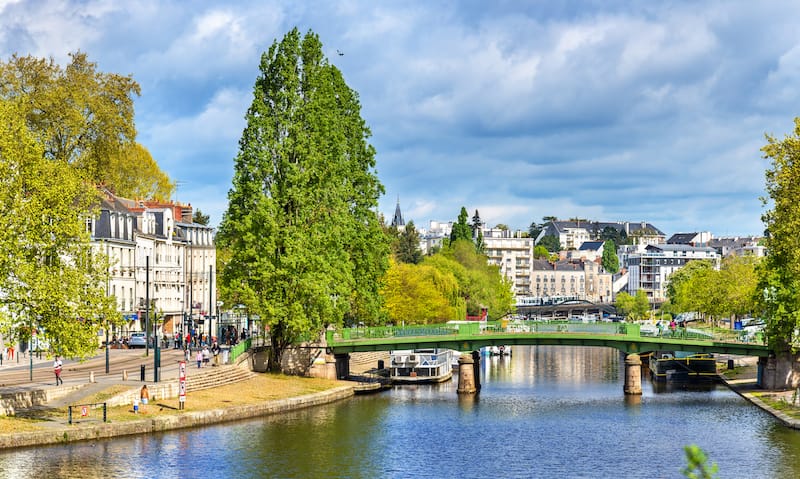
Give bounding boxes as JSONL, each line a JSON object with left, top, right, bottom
{"left": 208, "top": 265, "right": 213, "bottom": 343}
{"left": 145, "top": 255, "right": 150, "bottom": 357}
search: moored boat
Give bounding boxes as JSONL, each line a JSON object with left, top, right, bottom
{"left": 389, "top": 348, "right": 453, "bottom": 384}
{"left": 649, "top": 352, "right": 718, "bottom": 382}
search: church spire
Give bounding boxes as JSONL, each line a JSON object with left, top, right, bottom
{"left": 391, "top": 197, "right": 405, "bottom": 228}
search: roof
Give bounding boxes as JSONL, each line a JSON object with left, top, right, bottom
{"left": 579, "top": 241, "right": 604, "bottom": 251}
{"left": 667, "top": 233, "right": 700, "bottom": 244}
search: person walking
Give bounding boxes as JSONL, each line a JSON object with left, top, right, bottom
{"left": 195, "top": 349, "right": 203, "bottom": 368}
{"left": 211, "top": 342, "right": 220, "bottom": 366}
{"left": 53, "top": 356, "right": 63, "bottom": 385}
{"left": 202, "top": 345, "right": 210, "bottom": 367}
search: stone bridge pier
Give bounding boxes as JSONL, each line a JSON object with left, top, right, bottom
{"left": 623, "top": 353, "right": 642, "bottom": 395}
{"left": 457, "top": 351, "right": 481, "bottom": 394}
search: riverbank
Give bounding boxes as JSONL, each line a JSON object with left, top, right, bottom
{"left": 719, "top": 356, "right": 800, "bottom": 429}
{"left": 0, "top": 374, "right": 355, "bottom": 449}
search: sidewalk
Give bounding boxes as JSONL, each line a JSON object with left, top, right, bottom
{"left": 0, "top": 347, "right": 190, "bottom": 410}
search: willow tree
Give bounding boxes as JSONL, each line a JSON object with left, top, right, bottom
{"left": 0, "top": 100, "right": 118, "bottom": 358}
{"left": 760, "top": 117, "right": 800, "bottom": 350}
{"left": 218, "top": 29, "right": 390, "bottom": 370}
{"left": 0, "top": 52, "right": 174, "bottom": 198}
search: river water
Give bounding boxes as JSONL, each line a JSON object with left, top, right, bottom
{"left": 2, "top": 346, "right": 800, "bottom": 478}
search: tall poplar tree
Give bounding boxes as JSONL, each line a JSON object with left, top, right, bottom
{"left": 760, "top": 117, "right": 800, "bottom": 350}
{"left": 218, "top": 29, "right": 389, "bottom": 370}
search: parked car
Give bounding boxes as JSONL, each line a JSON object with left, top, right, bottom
{"left": 129, "top": 332, "right": 147, "bottom": 348}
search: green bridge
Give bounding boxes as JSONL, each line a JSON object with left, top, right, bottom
{"left": 326, "top": 321, "right": 770, "bottom": 357}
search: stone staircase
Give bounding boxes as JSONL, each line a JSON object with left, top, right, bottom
{"left": 185, "top": 363, "right": 257, "bottom": 393}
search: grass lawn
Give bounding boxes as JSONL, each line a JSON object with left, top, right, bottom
{"left": 2, "top": 374, "right": 347, "bottom": 430}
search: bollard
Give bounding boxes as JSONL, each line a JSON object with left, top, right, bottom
{"left": 140, "top": 365, "right": 145, "bottom": 382}
{"left": 728, "top": 359, "right": 735, "bottom": 370}
{"left": 122, "top": 370, "right": 128, "bottom": 381}
{"left": 89, "top": 371, "right": 95, "bottom": 383}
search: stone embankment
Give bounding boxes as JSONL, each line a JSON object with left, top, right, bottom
{"left": 720, "top": 356, "right": 800, "bottom": 429}
{"left": 0, "top": 385, "right": 355, "bottom": 449}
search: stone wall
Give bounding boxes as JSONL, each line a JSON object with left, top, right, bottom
{"left": 760, "top": 351, "right": 800, "bottom": 390}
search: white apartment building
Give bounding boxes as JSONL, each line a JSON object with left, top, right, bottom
{"left": 626, "top": 244, "right": 720, "bottom": 301}
{"left": 90, "top": 192, "right": 216, "bottom": 342}
{"left": 483, "top": 228, "right": 534, "bottom": 296}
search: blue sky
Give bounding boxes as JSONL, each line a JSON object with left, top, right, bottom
{"left": 2, "top": 1, "right": 799, "bottom": 237}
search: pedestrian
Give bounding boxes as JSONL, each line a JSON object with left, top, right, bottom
{"left": 140, "top": 384, "right": 150, "bottom": 413}
{"left": 185, "top": 347, "right": 191, "bottom": 362}
{"left": 53, "top": 355, "right": 63, "bottom": 385}
{"left": 211, "top": 341, "right": 220, "bottom": 366}
{"left": 669, "top": 319, "right": 677, "bottom": 336}
{"left": 202, "top": 345, "right": 210, "bottom": 366}
{"left": 196, "top": 349, "right": 203, "bottom": 368}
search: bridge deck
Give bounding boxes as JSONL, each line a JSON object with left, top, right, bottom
{"left": 326, "top": 321, "right": 770, "bottom": 357}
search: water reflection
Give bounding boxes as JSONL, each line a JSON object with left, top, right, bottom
{"left": 1, "top": 346, "right": 799, "bottom": 479}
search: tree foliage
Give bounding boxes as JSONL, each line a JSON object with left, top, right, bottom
{"left": 104, "top": 142, "right": 175, "bottom": 200}
{"left": 0, "top": 99, "right": 119, "bottom": 358}
{"left": 432, "top": 240, "right": 514, "bottom": 318}
{"left": 397, "top": 221, "right": 422, "bottom": 264}
{"left": 601, "top": 240, "right": 620, "bottom": 274}
{"left": 217, "top": 29, "right": 390, "bottom": 370}
{"left": 450, "top": 207, "right": 473, "bottom": 243}
{"left": 192, "top": 209, "right": 211, "bottom": 226}
{"left": 666, "top": 257, "right": 760, "bottom": 327}
{"left": 534, "top": 245, "right": 549, "bottom": 259}
{"left": 615, "top": 291, "right": 650, "bottom": 321}
{"left": 538, "top": 234, "right": 561, "bottom": 252}
{"left": 0, "top": 52, "right": 173, "bottom": 198}
{"left": 760, "top": 117, "right": 800, "bottom": 350}
{"left": 381, "top": 259, "right": 463, "bottom": 324}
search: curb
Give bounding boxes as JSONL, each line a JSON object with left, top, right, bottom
{"left": 721, "top": 375, "right": 800, "bottom": 429}
{"left": 0, "top": 385, "right": 355, "bottom": 449}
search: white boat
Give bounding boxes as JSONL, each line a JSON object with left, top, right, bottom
{"left": 481, "top": 345, "right": 512, "bottom": 356}
{"left": 389, "top": 348, "right": 454, "bottom": 383}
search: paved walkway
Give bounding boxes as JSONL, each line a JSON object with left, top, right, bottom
{"left": 0, "top": 347, "right": 197, "bottom": 408}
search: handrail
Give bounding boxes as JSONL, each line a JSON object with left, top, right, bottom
{"left": 327, "top": 320, "right": 764, "bottom": 347}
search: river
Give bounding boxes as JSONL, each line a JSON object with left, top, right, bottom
{"left": 2, "top": 346, "right": 799, "bottom": 478}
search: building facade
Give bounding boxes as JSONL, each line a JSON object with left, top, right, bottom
{"left": 626, "top": 244, "right": 719, "bottom": 301}
{"left": 89, "top": 191, "right": 216, "bottom": 343}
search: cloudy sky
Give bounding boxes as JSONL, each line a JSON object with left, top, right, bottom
{"left": 2, "top": 1, "right": 799, "bottom": 237}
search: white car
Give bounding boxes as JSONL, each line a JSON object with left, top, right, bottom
{"left": 129, "top": 332, "right": 147, "bottom": 348}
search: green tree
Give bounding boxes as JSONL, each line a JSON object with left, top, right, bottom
{"left": 534, "top": 245, "right": 549, "bottom": 259}
{"left": 381, "top": 259, "right": 463, "bottom": 324}
{"left": 450, "top": 207, "right": 472, "bottom": 243}
{"left": 601, "top": 240, "right": 619, "bottom": 273}
{"left": 495, "top": 223, "right": 509, "bottom": 230}
{"left": 397, "top": 221, "right": 422, "bottom": 264}
{"left": 615, "top": 291, "right": 650, "bottom": 321}
{"left": 538, "top": 234, "right": 561, "bottom": 252}
{"left": 0, "top": 52, "right": 173, "bottom": 195}
{"left": 192, "top": 209, "right": 211, "bottom": 226}
{"left": 760, "top": 117, "right": 800, "bottom": 350}
{"left": 217, "top": 28, "right": 390, "bottom": 371}
{"left": 105, "top": 142, "right": 175, "bottom": 200}
{"left": 528, "top": 221, "right": 543, "bottom": 239}
{"left": 429, "top": 240, "right": 514, "bottom": 319}
{"left": 0, "top": 99, "right": 119, "bottom": 358}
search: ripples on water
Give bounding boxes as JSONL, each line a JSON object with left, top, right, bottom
{"left": 2, "top": 346, "right": 800, "bottom": 478}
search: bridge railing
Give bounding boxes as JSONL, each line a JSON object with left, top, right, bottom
{"left": 327, "top": 320, "right": 761, "bottom": 346}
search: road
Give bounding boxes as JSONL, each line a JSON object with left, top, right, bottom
{"left": 0, "top": 347, "right": 188, "bottom": 388}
